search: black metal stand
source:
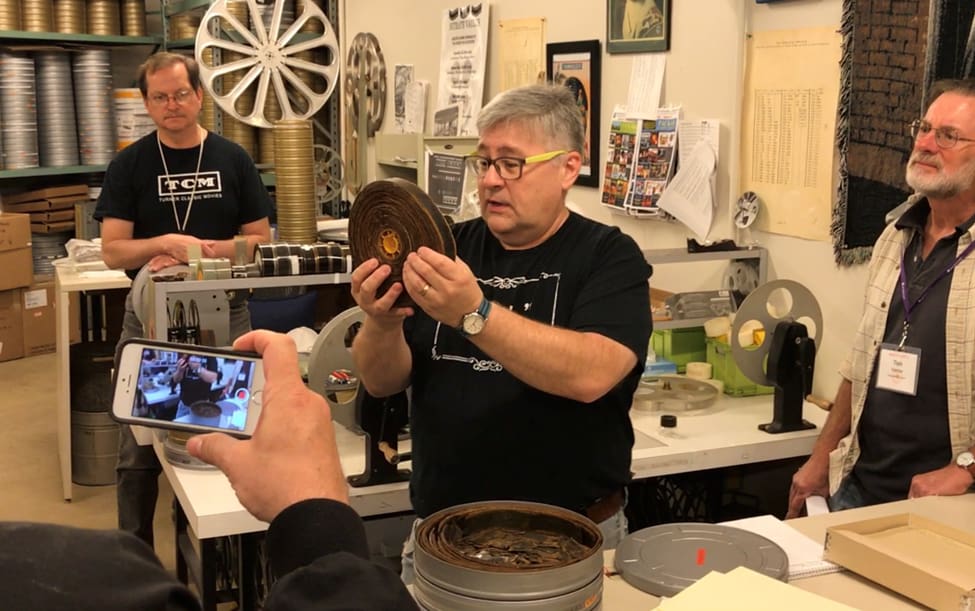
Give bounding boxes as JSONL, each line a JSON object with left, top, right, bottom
{"left": 347, "top": 390, "right": 412, "bottom": 487}
{"left": 759, "top": 321, "right": 817, "bottom": 434}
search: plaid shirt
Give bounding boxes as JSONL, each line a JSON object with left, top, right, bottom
{"left": 830, "top": 196, "right": 975, "bottom": 493}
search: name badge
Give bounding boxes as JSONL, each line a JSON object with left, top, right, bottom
{"left": 875, "top": 343, "right": 920, "bottom": 396}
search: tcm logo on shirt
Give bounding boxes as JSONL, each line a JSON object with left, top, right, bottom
{"left": 158, "top": 171, "right": 222, "bottom": 197}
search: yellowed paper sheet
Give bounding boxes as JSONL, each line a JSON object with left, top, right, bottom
{"left": 739, "top": 27, "right": 841, "bottom": 241}
{"left": 658, "top": 567, "right": 858, "bottom": 610}
{"left": 498, "top": 17, "right": 546, "bottom": 91}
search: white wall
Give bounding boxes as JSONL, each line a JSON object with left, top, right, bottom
{"left": 343, "top": 0, "right": 868, "bottom": 396}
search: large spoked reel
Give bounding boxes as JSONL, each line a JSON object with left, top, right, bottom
{"left": 307, "top": 306, "right": 364, "bottom": 432}
{"left": 345, "top": 32, "right": 387, "bottom": 137}
{"left": 314, "top": 143, "right": 344, "bottom": 204}
{"left": 195, "top": 0, "right": 340, "bottom": 128}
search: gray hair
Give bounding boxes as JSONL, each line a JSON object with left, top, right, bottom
{"left": 476, "top": 83, "right": 586, "bottom": 154}
{"left": 926, "top": 78, "right": 975, "bottom": 109}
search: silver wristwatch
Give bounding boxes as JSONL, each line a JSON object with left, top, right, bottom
{"left": 458, "top": 297, "right": 491, "bottom": 337}
{"left": 956, "top": 451, "right": 975, "bottom": 477}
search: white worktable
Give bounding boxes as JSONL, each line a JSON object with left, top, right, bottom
{"left": 156, "top": 395, "right": 828, "bottom": 541}
{"left": 602, "top": 494, "right": 975, "bottom": 609}
{"left": 55, "top": 265, "right": 131, "bottom": 501}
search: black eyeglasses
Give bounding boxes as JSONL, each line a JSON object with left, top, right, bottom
{"left": 909, "top": 119, "right": 975, "bottom": 149}
{"left": 464, "top": 150, "right": 567, "bottom": 180}
{"left": 148, "top": 89, "right": 195, "bottom": 107}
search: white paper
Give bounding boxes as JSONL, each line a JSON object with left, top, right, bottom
{"left": 393, "top": 64, "right": 414, "bottom": 133}
{"left": 678, "top": 119, "right": 720, "bottom": 168}
{"left": 437, "top": 4, "right": 490, "bottom": 136}
{"left": 721, "top": 514, "right": 843, "bottom": 580}
{"left": 23, "top": 288, "right": 47, "bottom": 309}
{"left": 657, "top": 141, "right": 716, "bottom": 239}
{"left": 626, "top": 54, "right": 666, "bottom": 116}
{"left": 403, "top": 80, "right": 428, "bottom": 134}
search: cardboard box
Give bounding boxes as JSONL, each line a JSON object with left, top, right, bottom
{"left": 22, "top": 280, "right": 55, "bottom": 356}
{"left": 0, "top": 212, "right": 30, "bottom": 252}
{"left": 0, "top": 248, "right": 32, "bottom": 291}
{"left": 824, "top": 513, "right": 975, "bottom": 611}
{"left": 0, "top": 289, "right": 24, "bottom": 362}
{"left": 30, "top": 209, "right": 75, "bottom": 223}
{"left": 2, "top": 184, "right": 89, "bottom": 205}
{"left": 31, "top": 221, "right": 75, "bottom": 234}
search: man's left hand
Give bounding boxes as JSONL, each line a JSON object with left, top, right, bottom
{"left": 907, "top": 464, "right": 975, "bottom": 499}
{"left": 403, "top": 247, "right": 482, "bottom": 327}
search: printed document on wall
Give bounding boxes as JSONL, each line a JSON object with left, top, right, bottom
{"left": 438, "top": 3, "right": 490, "bottom": 136}
{"left": 498, "top": 17, "right": 545, "bottom": 91}
{"left": 739, "top": 27, "right": 841, "bottom": 241}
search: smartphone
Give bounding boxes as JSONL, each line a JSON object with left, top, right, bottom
{"left": 111, "top": 338, "right": 264, "bottom": 438}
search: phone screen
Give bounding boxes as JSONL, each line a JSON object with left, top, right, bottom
{"left": 133, "top": 347, "right": 258, "bottom": 432}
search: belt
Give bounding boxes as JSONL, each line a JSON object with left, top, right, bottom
{"left": 582, "top": 489, "right": 625, "bottom": 524}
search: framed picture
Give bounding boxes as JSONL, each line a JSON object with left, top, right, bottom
{"left": 606, "top": 0, "right": 671, "bottom": 54}
{"left": 546, "top": 40, "right": 601, "bottom": 188}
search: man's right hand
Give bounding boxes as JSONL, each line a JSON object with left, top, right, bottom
{"left": 350, "top": 258, "right": 413, "bottom": 327}
{"left": 786, "top": 457, "right": 830, "bottom": 518}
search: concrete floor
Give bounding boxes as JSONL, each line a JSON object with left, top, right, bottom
{"left": 0, "top": 352, "right": 178, "bottom": 574}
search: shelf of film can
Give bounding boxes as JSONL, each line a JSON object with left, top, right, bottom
{"left": 0, "top": 30, "right": 162, "bottom": 46}
{"left": 0, "top": 164, "right": 107, "bottom": 179}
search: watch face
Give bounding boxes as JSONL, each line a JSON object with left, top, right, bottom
{"left": 462, "top": 313, "right": 485, "bottom": 335}
{"left": 958, "top": 451, "right": 975, "bottom": 468}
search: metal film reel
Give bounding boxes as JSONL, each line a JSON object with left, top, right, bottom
{"left": 313, "top": 143, "right": 344, "bottom": 204}
{"left": 307, "top": 306, "right": 364, "bottom": 430}
{"left": 195, "top": 0, "right": 339, "bottom": 128}
{"left": 730, "top": 280, "right": 823, "bottom": 386}
{"left": 344, "top": 32, "right": 386, "bottom": 137}
{"left": 633, "top": 375, "right": 720, "bottom": 413}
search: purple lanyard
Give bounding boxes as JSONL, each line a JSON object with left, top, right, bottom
{"left": 897, "top": 237, "right": 975, "bottom": 347}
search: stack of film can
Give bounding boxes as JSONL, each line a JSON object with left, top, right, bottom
{"left": 22, "top": 0, "right": 53, "bottom": 31}
{"left": 273, "top": 120, "right": 317, "bottom": 243}
{"left": 255, "top": 242, "right": 347, "bottom": 276}
{"left": 73, "top": 49, "right": 117, "bottom": 165}
{"left": 0, "top": 52, "right": 39, "bottom": 170}
{"left": 120, "top": 0, "right": 145, "bottom": 35}
{"left": 52, "top": 0, "right": 84, "bottom": 33}
{"left": 36, "top": 51, "right": 80, "bottom": 167}
{"left": 168, "top": 10, "right": 200, "bottom": 40}
{"left": 0, "top": 0, "right": 21, "bottom": 29}
{"left": 295, "top": 0, "right": 324, "bottom": 34}
{"left": 86, "top": 0, "right": 119, "bottom": 34}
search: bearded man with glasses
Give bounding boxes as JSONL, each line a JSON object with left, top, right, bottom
{"left": 350, "top": 83, "right": 652, "bottom": 583}
{"left": 94, "top": 52, "right": 271, "bottom": 548}
{"left": 788, "top": 79, "right": 975, "bottom": 517}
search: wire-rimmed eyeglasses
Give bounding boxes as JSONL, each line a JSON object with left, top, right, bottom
{"left": 147, "top": 89, "right": 195, "bottom": 107}
{"left": 909, "top": 119, "right": 975, "bottom": 149}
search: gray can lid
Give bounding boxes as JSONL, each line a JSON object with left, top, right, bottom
{"left": 613, "top": 523, "right": 788, "bottom": 597}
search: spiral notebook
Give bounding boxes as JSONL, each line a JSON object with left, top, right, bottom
{"left": 720, "top": 515, "right": 844, "bottom": 580}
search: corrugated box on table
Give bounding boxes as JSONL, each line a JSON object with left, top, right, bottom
{"left": 825, "top": 513, "right": 975, "bottom": 611}
{"left": 22, "top": 279, "right": 56, "bottom": 356}
{"left": 0, "top": 289, "right": 24, "bottom": 362}
{"left": 0, "top": 212, "right": 32, "bottom": 291}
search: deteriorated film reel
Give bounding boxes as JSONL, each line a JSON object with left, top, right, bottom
{"left": 195, "top": 0, "right": 340, "bottom": 128}
{"left": 730, "top": 279, "right": 823, "bottom": 386}
{"left": 345, "top": 32, "right": 386, "bottom": 137}
{"left": 313, "top": 143, "right": 344, "bottom": 204}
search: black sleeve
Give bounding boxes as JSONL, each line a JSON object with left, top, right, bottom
{"left": 94, "top": 151, "right": 138, "bottom": 222}
{"left": 263, "top": 499, "right": 419, "bottom": 611}
{"left": 0, "top": 522, "right": 200, "bottom": 611}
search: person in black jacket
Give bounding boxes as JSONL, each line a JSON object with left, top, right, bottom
{"left": 0, "top": 331, "right": 418, "bottom": 611}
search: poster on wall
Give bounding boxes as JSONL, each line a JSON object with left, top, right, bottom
{"left": 437, "top": 3, "right": 490, "bottom": 137}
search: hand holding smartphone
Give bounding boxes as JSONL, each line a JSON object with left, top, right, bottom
{"left": 112, "top": 339, "right": 264, "bottom": 438}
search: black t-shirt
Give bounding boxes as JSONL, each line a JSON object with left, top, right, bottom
{"left": 404, "top": 212, "right": 653, "bottom": 517}
{"left": 178, "top": 356, "right": 219, "bottom": 405}
{"left": 854, "top": 200, "right": 960, "bottom": 503}
{"left": 94, "top": 130, "right": 271, "bottom": 277}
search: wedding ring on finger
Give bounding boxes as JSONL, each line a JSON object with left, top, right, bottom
{"left": 420, "top": 283, "right": 431, "bottom": 297}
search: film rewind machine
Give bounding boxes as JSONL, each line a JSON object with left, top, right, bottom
{"left": 638, "top": 279, "right": 824, "bottom": 434}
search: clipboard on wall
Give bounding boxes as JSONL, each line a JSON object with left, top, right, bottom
{"left": 419, "top": 135, "right": 479, "bottom": 215}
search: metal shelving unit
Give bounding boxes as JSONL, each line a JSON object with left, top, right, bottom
{"left": 644, "top": 246, "right": 767, "bottom": 330}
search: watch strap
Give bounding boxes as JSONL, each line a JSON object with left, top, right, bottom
{"left": 458, "top": 297, "right": 491, "bottom": 337}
